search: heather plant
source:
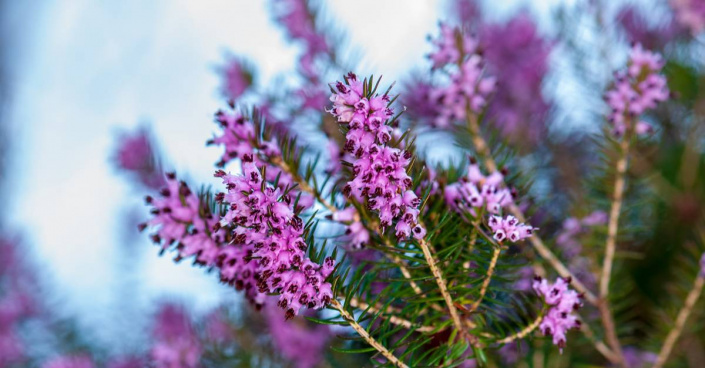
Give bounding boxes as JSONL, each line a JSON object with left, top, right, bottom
{"left": 129, "top": 0, "right": 705, "bottom": 366}
{"left": 3, "top": 0, "right": 705, "bottom": 368}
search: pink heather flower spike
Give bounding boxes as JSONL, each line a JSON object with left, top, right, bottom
{"left": 488, "top": 215, "right": 535, "bottom": 243}
{"left": 328, "top": 72, "right": 424, "bottom": 240}
{"left": 700, "top": 253, "right": 705, "bottom": 277}
{"left": 605, "top": 44, "right": 669, "bottom": 136}
{"left": 532, "top": 276, "right": 583, "bottom": 352}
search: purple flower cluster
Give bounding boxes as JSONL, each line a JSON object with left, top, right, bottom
{"left": 605, "top": 44, "right": 669, "bottom": 136}
{"left": 480, "top": 14, "right": 552, "bottom": 144}
{"left": 151, "top": 304, "right": 201, "bottom": 368}
{"left": 488, "top": 215, "right": 535, "bottom": 243}
{"left": 444, "top": 160, "right": 513, "bottom": 215}
{"left": 700, "top": 252, "right": 705, "bottom": 277}
{"left": 216, "top": 157, "right": 335, "bottom": 319}
{"left": 142, "top": 174, "right": 265, "bottom": 307}
{"left": 532, "top": 276, "right": 583, "bottom": 351}
{"left": 329, "top": 73, "right": 425, "bottom": 240}
{"left": 220, "top": 57, "right": 253, "bottom": 101}
{"left": 670, "top": 0, "right": 705, "bottom": 35}
{"left": 113, "top": 127, "right": 165, "bottom": 190}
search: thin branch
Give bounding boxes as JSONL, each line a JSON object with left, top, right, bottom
{"left": 496, "top": 311, "right": 543, "bottom": 344}
{"left": 330, "top": 299, "right": 410, "bottom": 368}
{"left": 465, "top": 114, "right": 598, "bottom": 305}
{"left": 383, "top": 241, "right": 425, "bottom": 297}
{"left": 418, "top": 238, "right": 476, "bottom": 345}
{"left": 597, "top": 128, "right": 633, "bottom": 367}
{"left": 652, "top": 274, "right": 705, "bottom": 368}
{"left": 581, "top": 322, "right": 620, "bottom": 364}
{"left": 347, "top": 297, "right": 436, "bottom": 333}
{"left": 600, "top": 132, "right": 631, "bottom": 297}
{"left": 469, "top": 246, "right": 501, "bottom": 312}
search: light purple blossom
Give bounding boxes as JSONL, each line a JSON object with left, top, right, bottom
{"left": 444, "top": 160, "right": 514, "bottom": 215}
{"left": 605, "top": 44, "right": 669, "bottom": 136}
{"left": 700, "top": 253, "right": 705, "bottom": 277}
{"left": 329, "top": 72, "right": 425, "bottom": 240}
{"left": 532, "top": 277, "right": 583, "bottom": 351}
{"left": 488, "top": 215, "right": 535, "bottom": 243}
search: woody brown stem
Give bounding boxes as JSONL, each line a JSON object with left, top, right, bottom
{"left": 331, "top": 299, "right": 409, "bottom": 368}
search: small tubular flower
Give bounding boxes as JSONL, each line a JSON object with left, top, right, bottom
{"left": 605, "top": 44, "right": 669, "bottom": 136}
{"left": 445, "top": 160, "right": 514, "bottom": 215}
{"left": 532, "top": 276, "right": 583, "bottom": 351}
{"left": 488, "top": 215, "right": 535, "bottom": 243}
